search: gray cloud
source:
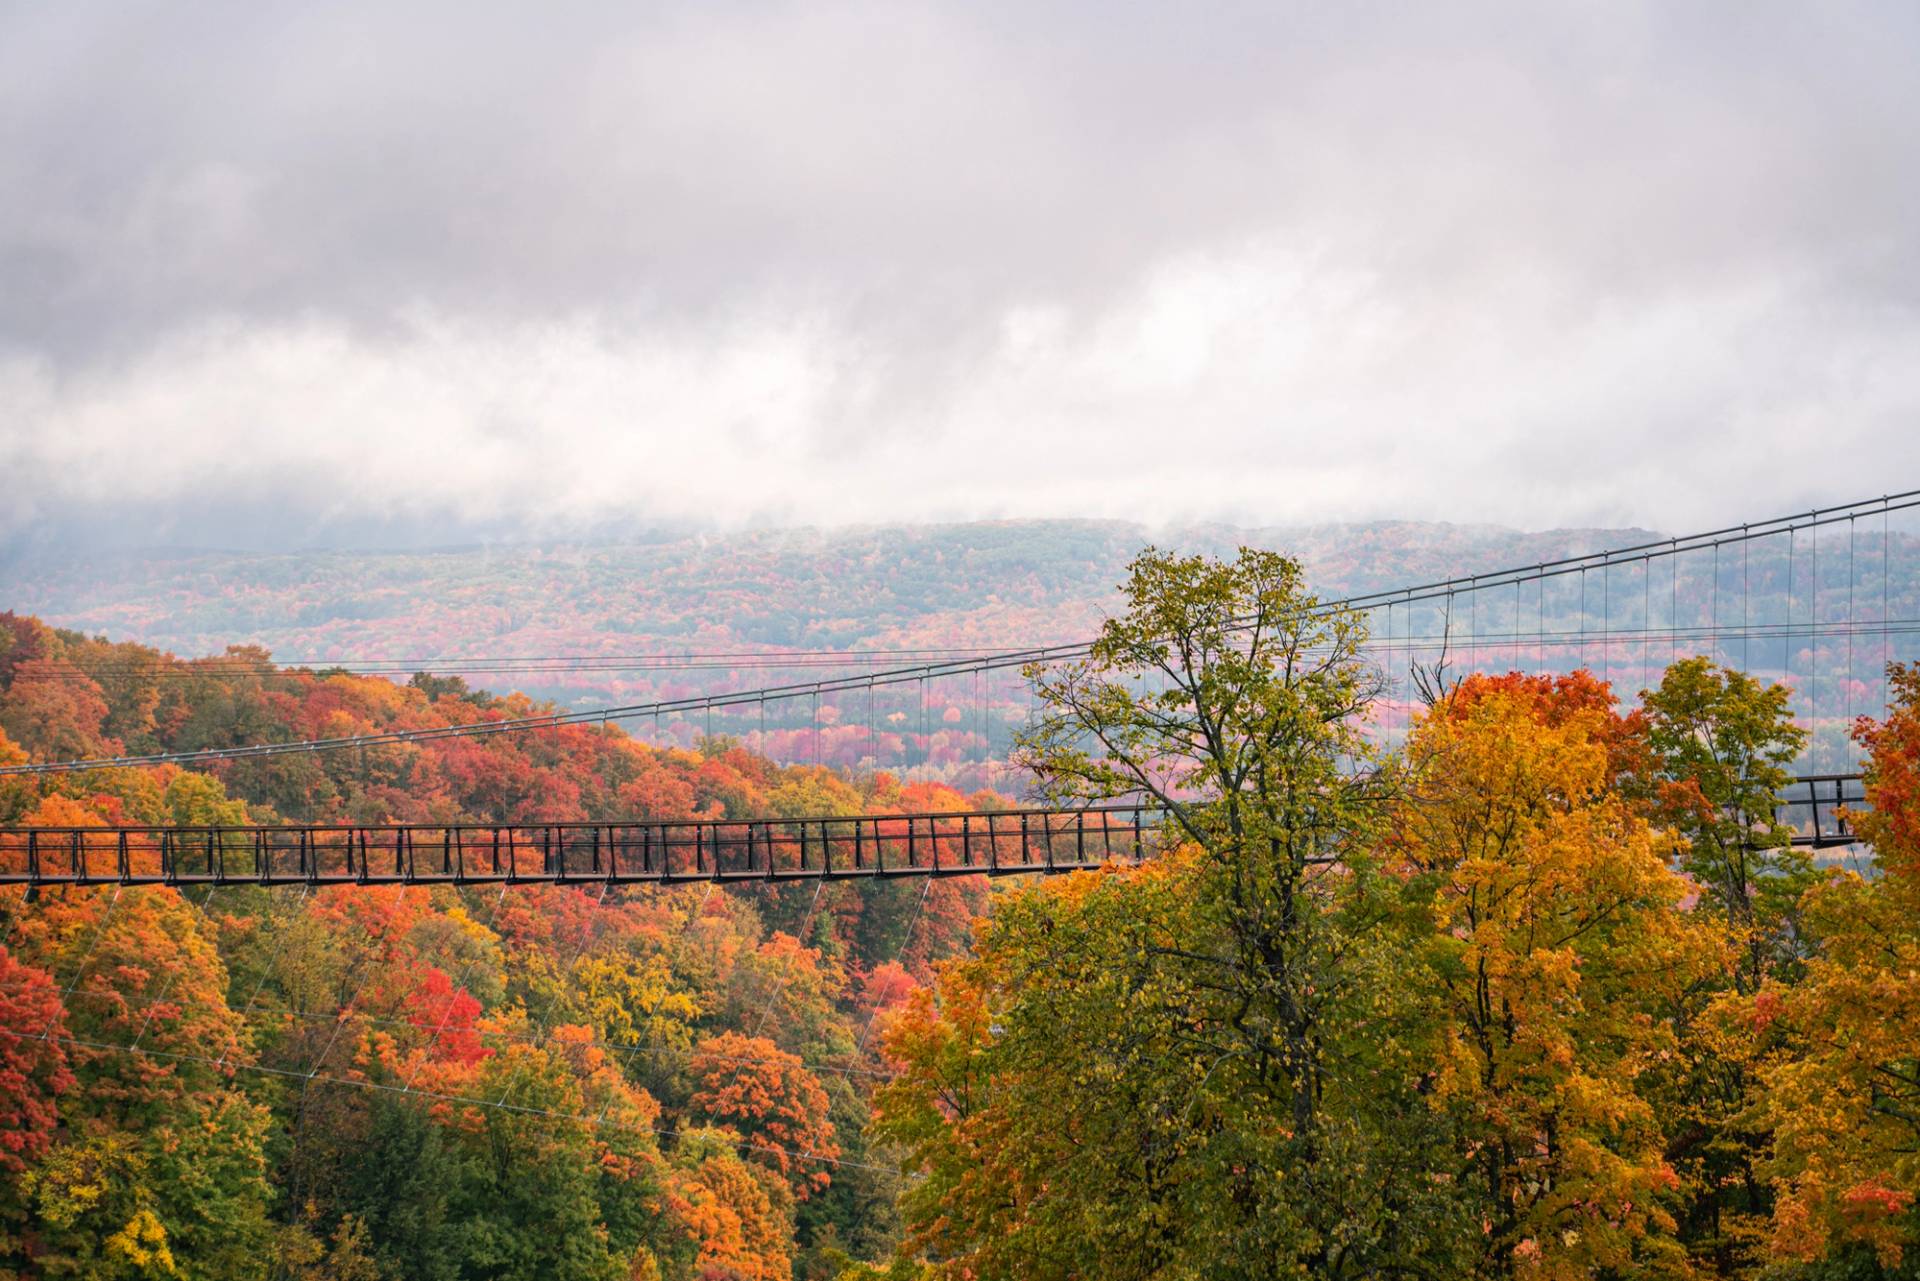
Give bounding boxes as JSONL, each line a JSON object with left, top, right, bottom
{"left": 3, "top": 0, "right": 1918, "bottom": 547}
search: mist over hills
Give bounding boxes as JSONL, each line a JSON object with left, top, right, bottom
{"left": 4, "top": 518, "right": 1660, "bottom": 706}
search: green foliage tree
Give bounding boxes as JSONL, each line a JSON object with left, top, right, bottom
{"left": 876, "top": 548, "right": 1467, "bottom": 1277}
{"left": 1637, "top": 657, "right": 1813, "bottom": 1271}
{"left": 1642, "top": 656, "right": 1811, "bottom": 992}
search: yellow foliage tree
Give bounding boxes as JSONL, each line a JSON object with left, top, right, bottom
{"left": 1400, "top": 674, "right": 1722, "bottom": 1278}
{"left": 1752, "top": 663, "right": 1920, "bottom": 1268}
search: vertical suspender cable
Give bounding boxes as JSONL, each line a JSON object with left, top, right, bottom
{"left": 1786, "top": 527, "right": 1797, "bottom": 748}
{"left": 1742, "top": 529, "right": 1750, "bottom": 676}
{"left": 1602, "top": 561, "right": 1611, "bottom": 691}
{"left": 1579, "top": 567, "right": 1588, "bottom": 673}
{"left": 1511, "top": 578, "right": 1521, "bottom": 679}
{"left": 1847, "top": 516, "right": 1857, "bottom": 756}
{"left": 1469, "top": 578, "right": 1477, "bottom": 677}
{"left": 1670, "top": 540, "right": 1680, "bottom": 678}
{"left": 1643, "top": 560, "right": 1658, "bottom": 702}
{"left": 1812, "top": 516, "right": 1820, "bottom": 771}
{"left": 1711, "top": 541, "right": 1720, "bottom": 671}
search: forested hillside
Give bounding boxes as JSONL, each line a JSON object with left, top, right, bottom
{"left": 0, "top": 610, "right": 987, "bottom": 1279}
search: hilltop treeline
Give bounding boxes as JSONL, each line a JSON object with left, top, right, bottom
{"left": 0, "top": 611, "right": 991, "bottom": 1279}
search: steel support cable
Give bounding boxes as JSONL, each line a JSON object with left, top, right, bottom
{"left": 523, "top": 878, "right": 946, "bottom": 1100}
{"left": 1512, "top": 578, "right": 1523, "bottom": 688}
{"left": 10, "top": 489, "right": 1920, "bottom": 779}
{"left": 299, "top": 885, "right": 412, "bottom": 1081}
{"left": 23, "top": 646, "right": 1023, "bottom": 681}
{"left": 0, "top": 638, "right": 1101, "bottom": 777}
{"left": 17, "top": 662, "right": 916, "bottom": 680}
{"left": 1670, "top": 541, "right": 1681, "bottom": 677}
{"left": 1641, "top": 559, "right": 1652, "bottom": 698}
{"left": 0, "top": 875, "right": 907, "bottom": 1113}
{"left": 747, "top": 877, "right": 824, "bottom": 1044}
{"left": 491, "top": 881, "right": 612, "bottom": 1105}
{"left": 400, "top": 882, "right": 510, "bottom": 1092}
{"left": 1813, "top": 517, "right": 1822, "bottom": 770}
{"left": 127, "top": 884, "right": 219, "bottom": 1051}
{"left": 34, "top": 491, "right": 1920, "bottom": 689}
{"left": 693, "top": 878, "right": 835, "bottom": 1164}
{"left": 1470, "top": 579, "right": 1478, "bottom": 679}
{"left": 0, "top": 883, "right": 911, "bottom": 1095}
{"left": 1, "top": 952, "right": 890, "bottom": 1083}
{"left": 34, "top": 885, "right": 126, "bottom": 1040}
{"left": 854, "top": 878, "right": 933, "bottom": 1058}
{"left": 1712, "top": 545, "right": 1728, "bottom": 676}
{"left": 218, "top": 883, "right": 311, "bottom": 1071}
{"left": 1579, "top": 567, "right": 1587, "bottom": 672}
{"left": 1848, "top": 518, "right": 1858, "bottom": 756}
{"left": 172, "top": 871, "right": 906, "bottom": 1175}
{"left": 289, "top": 887, "right": 417, "bottom": 1234}
{"left": 593, "top": 882, "right": 717, "bottom": 1127}
{"left": 3, "top": 882, "right": 242, "bottom": 1079}
{"left": 1789, "top": 524, "right": 1800, "bottom": 765}
{"left": 1539, "top": 568, "right": 1549, "bottom": 690}
{"left": 0, "top": 645, "right": 1017, "bottom": 777}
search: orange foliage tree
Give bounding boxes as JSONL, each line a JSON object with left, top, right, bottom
{"left": 689, "top": 1030, "right": 839, "bottom": 1199}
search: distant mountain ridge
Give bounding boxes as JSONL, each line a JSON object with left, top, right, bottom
{"left": 2, "top": 518, "right": 1662, "bottom": 705}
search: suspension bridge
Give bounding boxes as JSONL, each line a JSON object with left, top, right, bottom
{"left": 0, "top": 772, "right": 1872, "bottom": 888}
{"left": 1, "top": 490, "right": 1914, "bottom": 882}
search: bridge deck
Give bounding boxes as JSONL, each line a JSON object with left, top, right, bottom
{"left": 0, "top": 775, "right": 1868, "bottom": 888}
{"left": 0, "top": 805, "right": 1164, "bottom": 887}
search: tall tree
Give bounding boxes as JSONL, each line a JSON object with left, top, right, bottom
{"left": 876, "top": 549, "right": 1467, "bottom": 1277}
{"left": 1015, "top": 548, "right": 1393, "bottom": 1164}
{"left": 1400, "top": 672, "right": 1720, "bottom": 1278}
{"left": 1642, "top": 657, "right": 1810, "bottom": 993}
{"left": 1634, "top": 658, "right": 1814, "bottom": 1273}
{"left": 1752, "top": 663, "right": 1920, "bottom": 1270}
{"left": 689, "top": 1030, "right": 839, "bottom": 1200}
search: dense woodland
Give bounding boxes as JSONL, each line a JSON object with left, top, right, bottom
{"left": 2, "top": 538, "right": 1919, "bottom": 1280}
{"left": 0, "top": 608, "right": 988, "bottom": 1279}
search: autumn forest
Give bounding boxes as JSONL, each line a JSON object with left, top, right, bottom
{"left": 2, "top": 543, "right": 1919, "bottom": 1280}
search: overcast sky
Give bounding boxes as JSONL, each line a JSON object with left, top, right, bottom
{"left": 3, "top": 1, "right": 1917, "bottom": 550}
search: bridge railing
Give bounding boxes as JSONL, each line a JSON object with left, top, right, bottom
{"left": 0, "top": 770, "right": 1875, "bottom": 889}
{"left": 0, "top": 804, "right": 1169, "bottom": 887}
{"left": 1772, "top": 773, "right": 1869, "bottom": 849}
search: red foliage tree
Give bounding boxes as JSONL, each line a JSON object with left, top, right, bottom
{"left": 0, "top": 945, "right": 76, "bottom": 1174}
{"left": 402, "top": 965, "right": 488, "bottom": 1066}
